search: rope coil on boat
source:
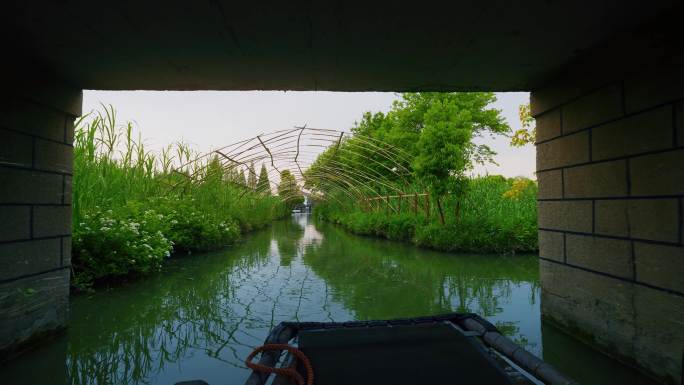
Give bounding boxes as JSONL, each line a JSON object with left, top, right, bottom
{"left": 245, "top": 344, "right": 314, "bottom": 385}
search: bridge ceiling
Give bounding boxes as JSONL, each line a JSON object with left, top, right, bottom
{"left": 1, "top": 1, "right": 679, "bottom": 91}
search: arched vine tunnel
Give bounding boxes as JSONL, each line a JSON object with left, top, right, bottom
{"left": 0, "top": 1, "right": 683, "bottom": 383}
{"left": 176, "top": 127, "right": 421, "bottom": 207}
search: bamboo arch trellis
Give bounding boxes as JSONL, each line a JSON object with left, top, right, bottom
{"left": 170, "top": 127, "right": 429, "bottom": 215}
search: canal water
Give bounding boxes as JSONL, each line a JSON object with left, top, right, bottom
{"left": 2, "top": 214, "right": 658, "bottom": 385}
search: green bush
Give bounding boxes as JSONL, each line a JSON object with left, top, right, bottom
{"left": 161, "top": 199, "right": 241, "bottom": 252}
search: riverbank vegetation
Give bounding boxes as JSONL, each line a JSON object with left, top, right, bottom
{"left": 307, "top": 92, "right": 537, "bottom": 253}
{"left": 72, "top": 106, "right": 286, "bottom": 289}
{"left": 314, "top": 176, "right": 537, "bottom": 253}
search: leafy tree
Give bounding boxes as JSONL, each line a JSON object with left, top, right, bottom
{"left": 305, "top": 92, "right": 511, "bottom": 192}
{"left": 510, "top": 104, "right": 536, "bottom": 147}
{"left": 278, "top": 170, "right": 304, "bottom": 208}
{"left": 352, "top": 92, "right": 508, "bottom": 165}
{"left": 257, "top": 163, "right": 271, "bottom": 195}
{"left": 413, "top": 99, "right": 473, "bottom": 223}
{"left": 306, "top": 92, "right": 510, "bottom": 221}
{"left": 247, "top": 162, "right": 258, "bottom": 189}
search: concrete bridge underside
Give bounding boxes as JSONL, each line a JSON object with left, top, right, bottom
{"left": 0, "top": 1, "right": 682, "bottom": 383}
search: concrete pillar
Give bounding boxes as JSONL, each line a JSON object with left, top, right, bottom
{"left": 533, "top": 56, "right": 684, "bottom": 382}
{"left": 0, "top": 75, "right": 81, "bottom": 360}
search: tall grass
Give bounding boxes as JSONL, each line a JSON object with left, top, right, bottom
{"left": 314, "top": 176, "right": 537, "bottom": 253}
{"left": 72, "top": 105, "right": 286, "bottom": 289}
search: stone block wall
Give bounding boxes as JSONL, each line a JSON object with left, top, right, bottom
{"left": 533, "top": 65, "right": 684, "bottom": 383}
{"left": 0, "top": 80, "right": 81, "bottom": 360}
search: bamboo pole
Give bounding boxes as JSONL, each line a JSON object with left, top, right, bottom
{"left": 367, "top": 192, "right": 428, "bottom": 201}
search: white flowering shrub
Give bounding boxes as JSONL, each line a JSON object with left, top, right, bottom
{"left": 71, "top": 198, "right": 243, "bottom": 290}
{"left": 72, "top": 206, "right": 173, "bottom": 289}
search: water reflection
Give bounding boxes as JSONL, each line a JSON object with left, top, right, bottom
{"left": 1, "top": 214, "right": 653, "bottom": 385}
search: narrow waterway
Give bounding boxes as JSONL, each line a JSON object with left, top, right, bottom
{"left": 2, "top": 214, "right": 658, "bottom": 385}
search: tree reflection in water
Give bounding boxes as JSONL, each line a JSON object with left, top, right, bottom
{"left": 60, "top": 214, "right": 539, "bottom": 385}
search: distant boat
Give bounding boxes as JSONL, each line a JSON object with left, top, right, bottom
{"left": 291, "top": 208, "right": 301, "bottom": 213}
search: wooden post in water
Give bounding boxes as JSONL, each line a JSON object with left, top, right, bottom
{"left": 436, "top": 196, "right": 445, "bottom": 225}
{"left": 398, "top": 193, "right": 402, "bottom": 213}
{"left": 425, "top": 193, "right": 430, "bottom": 220}
{"left": 386, "top": 194, "right": 390, "bottom": 217}
{"left": 413, "top": 193, "right": 418, "bottom": 215}
{"left": 454, "top": 198, "right": 461, "bottom": 222}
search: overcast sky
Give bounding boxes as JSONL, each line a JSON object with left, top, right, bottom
{"left": 82, "top": 91, "right": 535, "bottom": 178}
